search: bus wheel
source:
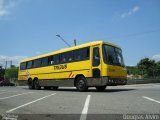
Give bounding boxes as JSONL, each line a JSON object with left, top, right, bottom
{"left": 96, "top": 86, "right": 106, "bottom": 92}
{"left": 76, "top": 76, "right": 88, "bottom": 92}
{"left": 34, "top": 79, "right": 41, "bottom": 90}
{"left": 53, "top": 86, "right": 58, "bottom": 90}
{"left": 28, "top": 79, "right": 34, "bottom": 89}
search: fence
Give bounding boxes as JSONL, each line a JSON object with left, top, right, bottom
{"left": 127, "top": 79, "right": 160, "bottom": 85}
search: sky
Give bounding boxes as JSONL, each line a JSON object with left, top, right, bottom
{"left": 0, "top": 0, "right": 160, "bottom": 67}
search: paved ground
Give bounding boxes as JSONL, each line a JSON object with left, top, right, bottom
{"left": 0, "top": 84, "right": 160, "bottom": 120}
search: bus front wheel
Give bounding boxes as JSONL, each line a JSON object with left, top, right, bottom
{"left": 76, "top": 76, "right": 88, "bottom": 92}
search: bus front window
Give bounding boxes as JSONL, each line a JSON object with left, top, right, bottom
{"left": 103, "top": 45, "right": 125, "bottom": 67}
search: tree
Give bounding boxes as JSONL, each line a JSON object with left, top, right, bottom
{"left": 137, "top": 58, "right": 156, "bottom": 78}
{"left": 126, "top": 66, "right": 140, "bottom": 75}
{"left": 155, "top": 61, "right": 160, "bottom": 77}
{"left": 5, "top": 66, "right": 18, "bottom": 80}
{"left": 0, "top": 66, "right": 5, "bottom": 80}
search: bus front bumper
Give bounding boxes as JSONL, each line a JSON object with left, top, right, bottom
{"left": 87, "top": 77, "right": 127, "bottom": 87}
{"left": 107, "top": 77, "right": 127, "bottom": 86}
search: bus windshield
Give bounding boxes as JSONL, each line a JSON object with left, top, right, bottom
{"left": 103, "top": 44, "right": 125, "bottom": 67}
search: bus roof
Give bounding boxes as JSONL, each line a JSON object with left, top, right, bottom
{"left": 20, "top": 40, "right": 120, "bottom": 63}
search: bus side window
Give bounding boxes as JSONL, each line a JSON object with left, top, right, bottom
{"left": 60, "top": 53, "right": 65, "bottom": 63}
{"left": 41, "top": 57, "right": 48, "bottom": 66}
{"left": 50, "top": 60, "right": 54, "bottom": 65}
{"left": 68, "top": 51, "right": 73, "bottom": 62}
{"left": 81, "top": 47, "right": 90, "bottom": 60}
{"left": 74, "top": 49, "right": 81, "bottom": 61}
{"left": 74, "top": 47, "right": 90, "bottom": 61}
{"left": 63, "top": 57, "right": 66, "bottom": 63}
{"left": 48, "top": 56, "right": 53, "bottom": 65}
{"left": 26, "top": 61, "right": 33, "bottom": 69}
{"left": 61, "top": 51, "right": 73, "bottom": 63}
{"left": 33, "top": 59, "right": 41, "bottom": 67}
{"left": 20, "top": 62, "right": 26, "bottom": 70}
{"left": 93, "top": 47, "right": 100, "bottom": 66}
{"left": 52, "top": 54, "right": 59, "bottom": 64}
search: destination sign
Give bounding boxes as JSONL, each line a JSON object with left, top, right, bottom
{"left": 53, "top": 64, "right": 67, "bottom": 70}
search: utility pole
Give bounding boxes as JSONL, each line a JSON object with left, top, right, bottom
{"left": 5, "top": 61, "right": 7, "bottom": 70}
{"left": 10, "top": 60, "right": 12, "bottom": 68}
{"left": 56, "top": 35, "right": 71, "bottom": 47}
{"left": 74, "top": 39, "right": 77, "bottom": 46}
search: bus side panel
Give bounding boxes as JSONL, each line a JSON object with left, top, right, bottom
{"left": 18, "top": 70, "right": 28, "bottom": 80}
{"left": 24, "top": 60, "right": 92, "bottom": 81}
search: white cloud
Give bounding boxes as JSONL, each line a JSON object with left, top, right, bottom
{"left": 0, "top": 55, "right": 28, "bottom": 67}
{"left": 132, "top": 6, "right": 140, "bottom": 12}
{"left": 121, "top": 6, "right": 140, "bottom": 18}
{"left": 151, "top": 54, "right": 160, "bottom": 62}
{"left": 0, "top": 0, "right": 17, "bottom": 17}
{"left": 0, "top": 9, "right": 8, "bottom": 16}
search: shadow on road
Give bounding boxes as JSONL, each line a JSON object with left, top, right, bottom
{"left": 21, "top": 87, "right": 136, "bottom": 93}
{"left": 43, "top": 88, "right": 135, "bottom": 93}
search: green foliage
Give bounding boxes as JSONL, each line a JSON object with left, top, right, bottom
{"left": 0, "top": 66, "right": 5, "bottom": 79}
{"left": 5, "top": 66, "right": 18, "bottom": 79}
{"left": 155, "top": 61, "right": 160, "bottom": 77}
{"left": 137, "top": 58, "right": 160, "bottom": 78}
{"left": 126, "top": 58, "right": 160, "bottom": 78}
{"left": 126, "top": 66, "right": 141, "bottom": 75}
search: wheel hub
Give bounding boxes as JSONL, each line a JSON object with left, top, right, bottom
{"left": 78, "top": 80, "right": 85, "bottom": 88}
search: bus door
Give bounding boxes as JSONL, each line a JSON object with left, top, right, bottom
{"left": 92, "top": 46, "right": 101, "bottom": 78}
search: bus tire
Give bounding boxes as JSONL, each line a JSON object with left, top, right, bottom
{"left": 52, "top": 86, "right": 58, "bottom": 90}
{"left": 34, "top": 78, "right": 41, "bottom": 90}
{"left": 96, "top": 86, "right": 106, "bottom": 92}
{"left": 28, "top": 79, "right": 34, "bottom": 89}
{"left": 76, "top": 76, "right": 88, "bottom": 92}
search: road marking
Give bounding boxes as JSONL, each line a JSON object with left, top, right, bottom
{"left": 0, "top": 92, "right": 33, "bottom": 100}
{"left": 0, "top": 91, "right": 17, "bottom": 94}
{"left": 142, "top": 96, "right": 160, "bottom": 104}
{"left": 6, "top": 93, "right": 56, "bottom": 113}
{"left": 80, "top": 95, "right": 91, "bottom": 120}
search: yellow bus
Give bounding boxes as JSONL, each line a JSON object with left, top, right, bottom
{"left": 18, "top": 41, "right": 127, "bottom": 91}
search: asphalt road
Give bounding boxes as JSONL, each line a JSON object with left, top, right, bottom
{"left": 0, "top": 84, "right": 160, "bottom": 120}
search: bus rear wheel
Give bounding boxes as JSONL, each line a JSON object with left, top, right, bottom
{"left": 76, "top": 76, "right": 88, "bottom": 92}
{"left": 96, "top": 86, "right": 106, "bottom": 92}
{"left": 34, "top": 79, "right": 41, "bottom": 90}
{"left": 28, "top": 79, "right": 34, "bottom": 89}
